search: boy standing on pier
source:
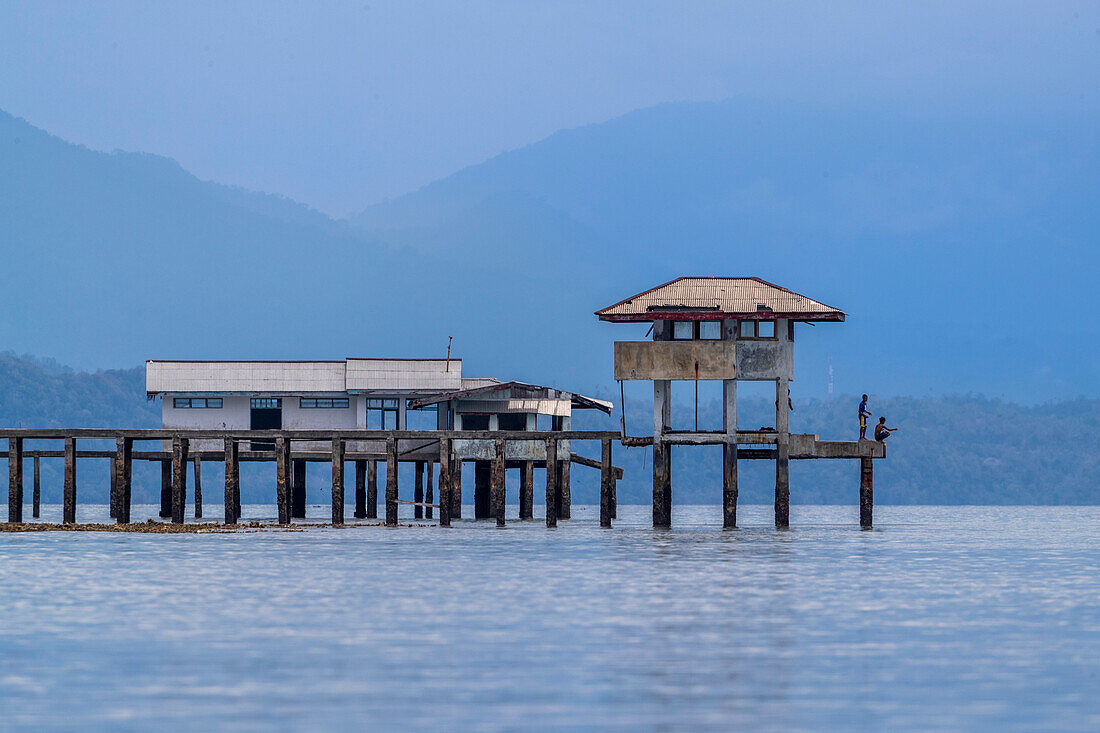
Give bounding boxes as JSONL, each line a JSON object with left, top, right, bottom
{"left": 858, "top": 394, "right": 872, "bottom": 439}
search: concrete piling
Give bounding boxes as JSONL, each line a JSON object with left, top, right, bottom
{"left": 193, "top": 455, "right": 202, "bottom": 519}
{"left": 32, "top": 454, "right": 40, "bottom": 519}
{"left": 600, "top": 438, "right": 613, "bottom": 528}
{"left": 451, "top": 461, "right": 462, "bottom": 518}
{"left": 160, "top": 459, "right": 171, "bottom": 518}
{"left": 385, "top": 436, "right": 398, "bottom": 526}
{"left": 860, "top": 456, "right": 873, "bottom": 529}
{"left": 331, "top": 438, "right": 345, "bottom": 526}
{"left": 109, "top": 456, "right": 117, "bottom": 519}
{"left": 652, "top": 442, "right": 671, "bottom": 529}
{"left": 414, "top": 461, "right": 424, "bottom": 519}
{"left": 366, "top": 460, "right": 378, "bottom": 519}
{"left": 437, "top": 439, "right": 452, "bottom": 527}
{"left": 560, "top": 460, "right": 571, "bottom": 519}
{"left": 276, "top": 437, "right": 291, "bottom": 525}
{"left": 774, "top": 436, "right": 790, "bottom": 529}
{"left": 292, "top": 458, "right": 307, "bottom": 519}
{"left": 353, "top": 459, "right": 367, "bottom": 519}
{"left": 115, "top": 437, "right": 132, "bottom": 524}
{"left": 8, "top": 437, "right": 23, "bottom": 523}
{"left": 491, "top": 439, "right": 506, "bottom": 527}
{"left": 519, "top": 461, "right": 534, "bottom": 520}
{"left": 425, "top": 462, "right": 434, "bottom": 520}
{"left": 63, "top": 437, "right": 76, "bottom": 524}
{"left": 545, "top": 438, "right": 558, "bottom": 528}
{"left": 171, "top": 437, "right": 188, "bottom": 524}
{"left": 224, "top": 438, "right": 239, "bottom": 524}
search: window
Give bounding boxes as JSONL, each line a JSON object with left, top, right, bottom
{"left": 300, "top": 397, "right": 350, "bottom": 409}
{"left": 250, "top": 398, "right": 281, "bottom": 409}
{"left": 738, "top": 321, "right": 777, "bottom": 339}
{"left": 672, "top": 321, "right": 694, "bottom": 340}
{"left": 366, "top": 398, "right": 398, "bottom": 429}
{"left": 497, "top": 413, "right": 528, "bottom": 431}
{"left": 173, "top": 397, "right": 222, "bottom": 408}
{"left": 699, "top": 321, "right": 721, "bottom": 340}
{"left": 460, "top": 414, "right": 490, "bottom": 431}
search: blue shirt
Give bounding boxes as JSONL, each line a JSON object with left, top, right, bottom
{"left": 859, "top": 399, "right": 870, "bottom": 417}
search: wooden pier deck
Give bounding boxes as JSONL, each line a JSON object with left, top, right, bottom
{"left": 2, "top": 428, "right": 884, "bottom": 530}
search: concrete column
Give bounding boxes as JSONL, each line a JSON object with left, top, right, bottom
{"left": 425, "top": 461, "right": 434, "bottom": 520}
{"left": 367, "top": 460, "right": 378, "bottom": 519}
{"left": 224, "top": 438, "right": 239, "bottom": 524}
{"left": 653, "top": 380, "right": 672, "bottom": 528}
{"left": 292, "top": 458, "right": 307, "bottom": 518}
{"left": 860, "top": 456, "right": 873, "bottom": 529}
{"left": 276, "top": 437, "right": 290, "bottom": 525}
{"left": 775, "top": 378, "right": 790, "bottom": 529}
{"left": 600, "top": 438, "right": 613, "bottom": 528}
{"left": 332, "top": 438, "right": 346, "bottom": 525}
{"left": 8, "top": 437, "right": 23, "bottom": 523}
{"left": 451, "top": 461, "right": 462, "bottom": 519}
{"left": 437, "top": 439, "right": 452, "bottom": 527}
{"left": 193, "top": 455, "right": 203, "bottom": 519}
{"left": 32, "top": 454, "right": 40, "bottom": 519}
{"left": 474, "top": 461, "right": 491, "bottom": 519}
{"left": 160, "top": 459, "right": 171, "bottom": 517}
{"left": 385, "top": 436, "right": 398, "bottom": 526}
{"left": 115, "top": 437, "right": 133, "bottom": 525}
{"left": 63, "top": 437, "right": 76, "bottom": 524}
{"left": 560, "top": 415, "right": 571, "bottom": 519}
{"left": 354, "top": 459, "right": 367, "bottom": 519}
{"left": 545, "top": 438, "right": 558, "bottom": 528}
{"left": 519, "top": 461, "right": 534, "bottom": 519}
{"left": 414, "top": 461, "right": 424, "bottom": 519}
{"left": 723, "top": 377, "right": 738, "bottom": 529}
{"left": 492, "top": 439, "right": 506, "bottom": 527}
{"left": 109, "top": 456, "right": 117, "bottom": 519}
{"left": 171, "top": 436, "right": 188, "bottom": 525}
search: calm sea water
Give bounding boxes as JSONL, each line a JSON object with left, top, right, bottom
{"left": 1, "top": 504, "right": 1097, "bottom": 731}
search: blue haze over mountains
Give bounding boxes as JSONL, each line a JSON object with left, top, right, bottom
{"left": 1, "top": 99, "right": 1097, "bottom": 402}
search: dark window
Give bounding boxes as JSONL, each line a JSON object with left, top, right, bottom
{"left": 461, "top": 414, "right": 490, "bottom": 431}
{"left": 497, "top": 413, "right": 528, "bottom": 431}
{"left": 173, "top": 397, "right": 223, "bottom": 408}
{"left": 300, "top": 397, "right": 350, "bottom": 409}
{"left": 251, "top": 398, "right": 281, "bottom": 409}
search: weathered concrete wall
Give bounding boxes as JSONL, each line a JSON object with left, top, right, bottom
{"left": 615, "top": 340, "right": 737, "bottom": 381}
{"left": 734, "top": 340, "right": 793, "bottom": 380}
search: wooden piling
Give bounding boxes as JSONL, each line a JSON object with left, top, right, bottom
{"left": 331, "top": 437, "right": 345, "bottom": 526}
{"left": 491, "top": 439, "right": 506, "bottom": 527}
{"left": 115, "top": 437, "right": 132, "bottom": 524}
{"left": 519, "top": 460, "right": 534, "bottom": 520}
{"left": 474, "top": 460, "right": 491, "bottom": 519}
{"left": 451, "top": 461, "right": 462, "bottom": 518}
{"left": 385, "top": 436, "right": 397, "bottom": 526}
{"left": 32, "top": 454, "right": 40, "bottom": 518}
{"left": 425, "top": 461, "right": 434, "bottom": 520}
{"left": 224, "top": 438, "right": 239, "bottom": 524}
{"left": 414, "top": 461, "right": 424, "bottom": 519}
{"left": 160, "top": 459, "right": 171, "bottom": 518}
{"left": 545, "top": 438, "right": 558, "bottom": 528}
{"left": 437, "top": 439, "right": 452, "bottom": 527}
{"left": 8, "top": 437, "right": 23, "bottom": 523}
{"left": 276, "top": 437, "right": 291, "bottom": 525}
{"left": 353, "top": 459, "right": 367, "bottom": 519}
{"left": 292, "top": 458, "right": 307, "bottom": 518}
{"left": 560, "top": 460, "right": 571, "bottom": 520}
{"left": 860, "top": 456, "right": 873, "bottom": 529}
{"left": 193, "top": 455, "right": 202, "bottom": 519}
{"left": 171, "top": 437, "right": 188, "bottom": 524}
{"left": 775, "top": 436, "right": 790, "bottom": 529}
{"left": 366, "top": 460, "right": 378, "bottom": 519}
{"left": 652, "top": 442, "right": 671, "bottom": 528}
{"left": 63, "top": 437, "right": 76, "bottom": 524}
{"left": 600, "top": 438, "right": 613, "bottom": 528}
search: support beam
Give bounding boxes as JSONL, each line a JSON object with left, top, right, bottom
{"left": 492, "top": 439, "right": 506, "bottom": 527}
{"left": 385, "top": 436, "right": 398, "bottom": 526}
{"left": 32, "top": 454, "right": 40, "bottom": 519}
{"left": 414, "top": 461, "right": 424, "bottom": 519}
{"left": 8, "top": 437, "right": 23, "bottom": 523}
{"left": 545, "top": 438, "right": 558, "bottom": 528}
{"left": 860, "top": 457, "right": 873, "bottom": 529}
{"left": 292, "top": 458, "right": 307, "bottom": 519}
{"left": 352, "top": 459, "right": 366, "bottom": 519}
{"left": 63, "top": 437, "right": 76, "bottom": 524}
{"left": 171, "top": 437, "right": 188, "bottom": 524}
{"left": 600, "top": 438, "right": 613, "bottom": 528}
{"left": 276, "top": 437, "right": 291, "bottom": 525}
{"left": 331, "top": 437, "right": 345, "bottom": 525}
{"left": 160, "top": 459, "right": 171, "bottom": 518}
{"left": 115, "top": 437, "right": 132, "bottom": 524}
{"left": 474, "top": 460, "right": 491, "bottom": 519}
{"left": 193, "top": 455, "right": 203, "bottom": 519}
{"left": 437, "top": 439, "right": 452, "bottom": 527}
{"left": 519, "top": 461, "right": 534, "bottom": 520}
{"left": 425, "top": 462, "right": 434, "bottom": 520}
{"left": 366, "top": 460, "right": 378, "bottom": 519}
{"left": 224, "top": 438, "right": 239, "bottom": 524}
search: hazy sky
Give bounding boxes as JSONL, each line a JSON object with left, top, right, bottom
{"left": 1, "top": 1, "right": 1098, "bottom": 216}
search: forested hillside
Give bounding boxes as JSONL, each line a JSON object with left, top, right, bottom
{"left": 1, "top": 353, "right": 1096, "bottom": 507}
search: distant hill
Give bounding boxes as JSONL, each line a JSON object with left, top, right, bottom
{"left": 1, "top": 352, "right": 1096, "bottom": 508}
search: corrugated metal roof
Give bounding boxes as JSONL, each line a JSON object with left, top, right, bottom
{"left": 595, "top": 277, "right": 845, "bottom": 321}
{"left": 346, "top": 358, "right": 461, "bottom": 391}
{"left": 408, "top": 381, "right": 613, "bottom": 414}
